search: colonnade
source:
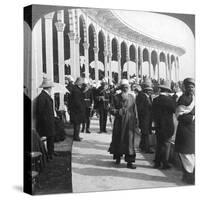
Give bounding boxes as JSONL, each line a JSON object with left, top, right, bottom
{"left": 25, "top": 7, "right": 183, "bottom": 103}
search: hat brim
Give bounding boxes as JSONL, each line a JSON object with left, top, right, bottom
{"left": 143, "top": 87, "right": 153, "bottom": 91}
{"left": 159, "top": 85, "right": 171, "bottom": 92}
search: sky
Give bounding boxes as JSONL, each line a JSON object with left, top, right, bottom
{"left": 112, "top": 10, "right": 195, "bottom": 80}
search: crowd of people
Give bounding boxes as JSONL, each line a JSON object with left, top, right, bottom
{"left": 35, "top": 75, "right": 195, "bottom": 185}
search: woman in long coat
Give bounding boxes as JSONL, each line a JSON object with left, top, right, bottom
{"left": 109, "top": 79, "right": 138, "bottom": 169}
{"left": 175, "top": 78, "right": 195, "bottom": 184}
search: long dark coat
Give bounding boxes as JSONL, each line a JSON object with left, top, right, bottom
{"left": 109, "top": 93, "right": 137, "bottom": 160}
{"left": 175, "top": 94, "right": 195, "bottom": 154}
{"left": 136, "top": 91, "right": 152, "bottom": 136}
{"left": 36, "top": 90, "right": 55, "bottom": 137}
{"left": 152, "top": 94, "right": 176, "bottom": 141}
{"left": 69, "top": 85, "right": 86, "bottom": 124}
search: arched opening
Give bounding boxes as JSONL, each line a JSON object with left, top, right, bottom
{"left": 98, "top": 31, "right": 105, "bottom": 79}
{"left": 142, "top": 48, "right": 149, "bottom": 78}
{"left": 88, "top": 24, "right": 96, "bottom": 80}
{"left": 64, "top": 9, "right": 70, "bottom": 76}
{"left": 121, "top": 41, "right": 127, "bottom": 79}
{"left": 111, "top": 38, "right": 118, "bottom": 83}
{"left": 151, "top": 50, "right": 158, "bottom": 80}
{"left": 171, "top": 55, "right": 176, "bottom": 82}
{"left": 159, "top": 52, "right": 166, "bottom": 80}
{"left": 129, "top": 44, "right": 136, "bottom": 78}
{"left": 79, "top": 15, "right": 86, "bottom": 77}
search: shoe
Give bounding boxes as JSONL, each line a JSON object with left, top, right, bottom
{"left": 145, "top": 150, "right": 154, "bottom": 154}
{"left": 153, "top": 163, "right": 161, "bottom": 169}
{"left": 162, "top": 164, "right": 171, "bottom": 170}
{"left": 86, "top": 130, "right": 91, "bottom": 134}
{"left": 127, "top": 163, "right": 136, "bottom": 169}
{"left": 73, "top": 138, "right": 81, "bottom": 142}
{"left": 115, "top": 158, "right": 121, "bottom": 165}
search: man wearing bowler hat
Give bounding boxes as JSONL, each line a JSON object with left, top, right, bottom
{"left": 36, "top": 78, "right": 56, "bottom": 160}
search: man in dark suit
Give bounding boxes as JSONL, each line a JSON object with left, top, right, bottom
{"left": 152, "top": 81, "right": 176, "bottom": 169}
{"left": 136, "top": 81, "right": 154, "bottom": 153}
{"left": 36, "top": 78, "right": 55, "bottom": 160}
{"left": 96, "top": 78, "right": 110, "bottom": 133}
{"left": 81, "top": 79, "right": 93, "bottom": 133}
{"left": 69, "top": 77, "right": 86, "bottom": 141}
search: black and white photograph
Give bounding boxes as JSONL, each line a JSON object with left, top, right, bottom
{"left": 22, "top": 3, "right": 197, "bottom": 195}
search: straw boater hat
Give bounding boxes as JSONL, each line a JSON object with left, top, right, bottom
{"left": 183, "top": 78, "right": 195, "bottom": 87}
{"left": 159, "top": 80, "right": 171, "bottom": 92}
{"left": 39, "top": 78, "right": 54, "bottom": 88}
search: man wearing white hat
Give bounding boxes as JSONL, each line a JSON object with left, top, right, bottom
{"left": 36, "top": 78, "right": 55, "bottom": 160}
{"left": 109, "top": 79, "right": 138, "bottom": 169}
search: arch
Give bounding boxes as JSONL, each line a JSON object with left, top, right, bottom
{"left": 98, "top": 30, "right": 106, "bottom": 79}
{"left": 159, "top": 52, "right": 167, "bottom": 79}
{"left": 151, "top": 50, "right": 158, "bottom": 79}
{"left": 88, "top": 23, "right": 97, "bottom": 47}
{"left": 129, "top": 44, "right": 136, "bottom": 62}
{"left": 121, "top": 41, "right": 128, "bottom": 78}
{"left": 79, "top": 15, "right": 87, "bottom": 42}
{"left": 142, "top": 48, "right": 150, "bottom": 77}
{"left": 111, "top": 37, "right": 118, "bottom": 61}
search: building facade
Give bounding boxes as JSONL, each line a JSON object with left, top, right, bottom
{"left": 24, "top": 5, "right": 185, "bottom": 109}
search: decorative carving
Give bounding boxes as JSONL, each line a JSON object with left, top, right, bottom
{"left": 83, "top": 42, "right": 89, "bottom": 50}
{"left": 55, "top": 22, "right": 65, "bottom": 32}
{"left": 68, "top": 32, "right": 76, "bottom": 40}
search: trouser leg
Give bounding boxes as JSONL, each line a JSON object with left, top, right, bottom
{"left": 99, "top": 109, "right": 103, "bottom": 132}
{"left": 47, "top": 136, "right": 54, "bottom": 157}
{"left": 103, "top": 109, "right": 108, "bottom": 132}
{"left": 73, "top": 123, "right": 81, "bottom": 139}
{"left": 86, "top": 108, "right": 91, "bottom": 130}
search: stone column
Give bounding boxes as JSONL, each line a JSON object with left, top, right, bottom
{"left": 148, "top": 49, "right": 152, "bottom": 78}
{"left": 174, "top": 58, "right": 178, "bottom": 83}
{"left": 126, "top": 55, "right": 130, "bottom": 81}
{"left": 139, "top": 47, "right": 143, "bottom": 79}
{"left": 75, "top": 36, "right": 80, "bottom": 77}
{"left": 168, "top": 54, "right": 172, "bottom": 83}
{"left": 135, "top": 45, "right": 139, "bottom": 83}
{"left": 44, "top": 12, "right": 55, "bottom": 82}
{"left": 117, "top": 54, "right": 121, "bottom": 82}
{"left": 83, "top": 42, "right": 89, "bottom": 80}
{"left": 31, "top": 18, "right": 43, "bottom": 128}
{"left": 177, "top": 57, "right": 180, "bottom": 81}
{"left": 165, "top": 53, "right": 168, "bottom": 80}
{"left": 108, "top": 51, "right": 112, "bottom": 84}
{"left": 157, "top": 51, "right": 160, "bottom": 83}
{"left": 55, "top": 21, "right": 65, "bottom": 110}
{"left": 94, "top": 47, "right": 99, "bottom": 83}
{"left": 104, "top": 50, "right": 108, "bottom": 79}
{"left": 68, "top": 31, "right": 76, "bottom": 79}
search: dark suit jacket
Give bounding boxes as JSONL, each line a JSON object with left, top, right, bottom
{"left": 69, "top": 85, "right": 86, "bottom": 124}
{"left": 36, "top": 90, "right": 55, "bottom": 137}
{"left": 152, "top": 94, "right": 176, "bottom": 141}
{"left": 136, "top": 91, "right": 152, "bottom": 134}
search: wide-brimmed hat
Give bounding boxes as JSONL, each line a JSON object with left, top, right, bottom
{"left": 120, "top": 79, "right": 129, "bottom": 86}
{"left": 183, "top": 78, "right": 195, "bottom": 87}
{"left": 101, "top": 78, "right": 108, "bottom": 84}
{"left": 39, "top": 78, "right": 54, "bottom": 88}
{"left": 159, "top": 80, "right": 171, "bottom": 92}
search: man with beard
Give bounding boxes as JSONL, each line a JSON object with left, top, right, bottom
{"left": 175, "top": 78, "right": 195, "bottom": 184}
{"left": 152, "top": 81, "right": 176, "bottom": 169}
{"left": 109, "top": 79, "right": 138, "bottom": 169}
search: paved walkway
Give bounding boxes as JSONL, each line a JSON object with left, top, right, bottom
{"left": 72, "top": 117, "right": 186, "bottom": 193}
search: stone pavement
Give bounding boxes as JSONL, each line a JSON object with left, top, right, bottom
{"left": 72, "top": 116, "right": 186, "bottom": 193}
